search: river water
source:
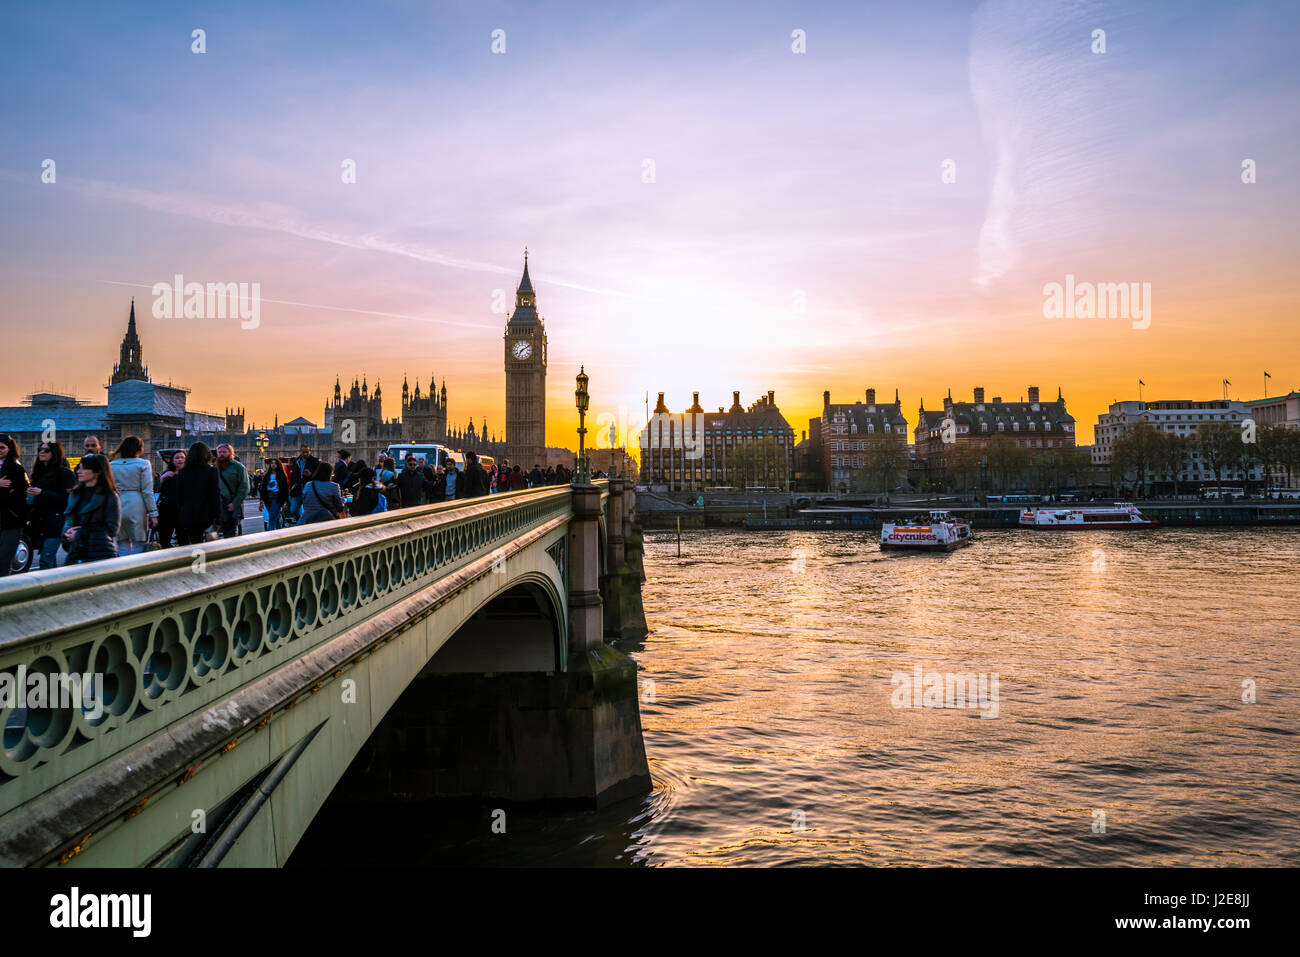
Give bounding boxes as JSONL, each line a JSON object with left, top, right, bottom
{"left": 304, "top": 526, "right": 1300, "bottom": 866}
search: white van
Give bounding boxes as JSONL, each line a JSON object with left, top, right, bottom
{"left": 384, "top": 443, "right": 453, "bottom": 468}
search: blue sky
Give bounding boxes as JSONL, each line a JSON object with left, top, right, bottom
{"left": 2, "top": 0, "right": 1297, "bottom": 442}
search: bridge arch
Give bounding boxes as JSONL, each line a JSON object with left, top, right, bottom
{"left": 429, "top": 572, "right": 567, "bottom": 673}
{"left": 0, "top": 480, "right": 648, "bottom": 868}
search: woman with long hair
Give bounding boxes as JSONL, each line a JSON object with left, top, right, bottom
{"left": 62, "top": 454, "right": 122, "bottom": 565}
{"left": 155, "top": 448, "right": 186, "bottom": 547}
{"left": 0, "top": 433, "right": 29, "bottom": 575}
{"left": 27, "top": 440, "right": 77, "bottom": 569}
{"left": 260, "top": 458, "right": 290, "bottom": 530}
{"left": 299, "top": 462, "right": 344, "bottom": 523}
{"left": 175, "top": 442, "right": 222, "bottom": 545}
{"left": 110, "top": 434, "right": 158, "bottom": 555}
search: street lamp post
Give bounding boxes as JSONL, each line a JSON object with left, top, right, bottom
{"left": 574, "top": 366, "right": 590, "bottom": 485}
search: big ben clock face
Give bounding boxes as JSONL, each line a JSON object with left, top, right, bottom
{"left": 512, "top": 339, "right": 533, "bottom": 360}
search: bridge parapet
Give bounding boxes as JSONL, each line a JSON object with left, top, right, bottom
{"left": 0, "top": 486, "right": 576, "bottom": 822}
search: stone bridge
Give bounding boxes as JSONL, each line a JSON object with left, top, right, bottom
{"left": 0, "top": 479, "right": 650, "bottom": 867}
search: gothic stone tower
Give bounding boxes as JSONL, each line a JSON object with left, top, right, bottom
{"left": 110, "top": 298, "right": 149, "bottom": 385}
{"left": 504, "top": 251, "right": 547, "bottom": 468}
{"left": 401, "top": 374, "right": 448, "bottom": 443}
{"left": 329, "top": 376, "right": 384, "bottom": 454}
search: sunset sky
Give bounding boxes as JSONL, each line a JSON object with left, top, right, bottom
{"left": 2, "top": 0, "right": 1297, "bottom": 448}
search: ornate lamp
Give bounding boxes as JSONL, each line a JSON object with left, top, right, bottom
{"left": 574, "top": 366, "right": 590, "bottom": 484}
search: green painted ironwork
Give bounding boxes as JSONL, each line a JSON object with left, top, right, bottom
{"left": 0, "top": 487, "right": 577, "bottom": 818}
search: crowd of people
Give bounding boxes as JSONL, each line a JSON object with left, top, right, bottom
{"left": 0, "top": 434, "right": 597, "bottom": 574}
{"left": 247, "top": 444, "right": 584, "bottom": 527}
{"left": 0, "top": 433, "right": 252, "bottom": 573}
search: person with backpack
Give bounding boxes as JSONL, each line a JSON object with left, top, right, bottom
{"left": 288, "top": 444, "right": 321, "bottom": 523}
{"left": 350, "top": 467, "right": 388, "bottom": 516}
{"left": 215, "top": 444, "right": 250, "bottom": 538}
{"left": 300, "top": 463, "right": 345, "bottom": 523}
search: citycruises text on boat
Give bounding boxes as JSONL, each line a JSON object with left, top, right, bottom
{"left": 1018, "top": 503, "right": 1158, "bottom": 529}
{"left": 880, "top": 510, "right": 974, "bottom": 551}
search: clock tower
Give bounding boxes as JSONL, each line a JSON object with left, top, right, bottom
{"left": 504, "top": 250, "right": 547, "bottom": 468}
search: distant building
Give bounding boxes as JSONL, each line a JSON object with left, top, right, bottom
{"left": 1093, "top": 398, "right": 1262, "bottom": 485}
{"left": 0, "top": 300, "right": 227, "bottom": 459}
{"left": 793, "top": 426, "right": 822, "bottom": 491}
{"left": 1244, "top": 391, "right": 1300, "bottom": 487}
{"left": 913, "top": 386, "right": 1075, "bottom": 486}
{"left": 1243, "top": 391, "right": 1300, "bottom": 430}
{"left": 0, "top": 298, "right": 508, "bottom": 471}
{"left": 822, "top": 388, "right": 909, "bottom": 493}
{"left": 639, "top": 390, "right": 794, "bottom": 492}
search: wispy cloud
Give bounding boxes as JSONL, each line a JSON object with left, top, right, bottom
{"left": 0, "top": 169, "right": 633, "bottom": 299}
{"left": 968, "top": 0, "right": 1132, "bottom": 285}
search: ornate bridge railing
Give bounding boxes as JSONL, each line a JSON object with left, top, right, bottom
{"left": 0, "top": 485, "right": 577, "bottom": 822}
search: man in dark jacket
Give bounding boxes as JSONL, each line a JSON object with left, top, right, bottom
{"left": 288, "top": 444, "right": 321, "bottom": 523}
{"left": 528, "top": 464, "right": 544, "bottom": 488}
{"left": 394, "top": 456, "right": 431, "bottom": 509}
{"left": 332, "top": 451, "right": 352, "bottom": 487}
{"left": 459, "top": 451, "right": 490, "bottom": 499}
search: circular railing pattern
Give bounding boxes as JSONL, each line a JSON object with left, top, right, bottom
{"left": 0, "top": 494, "right": 574, "bottom": 789}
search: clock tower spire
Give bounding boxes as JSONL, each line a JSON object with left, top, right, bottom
{"left": 504, "top": 249, "right": 547, "bottom": 467}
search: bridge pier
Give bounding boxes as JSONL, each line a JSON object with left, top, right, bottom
{"left": 321, "top": 645, "right": 650, "bottom": 811}
{"left": 601, "top": 478, "right": 649, "bottom": 641}
{"left": 309, "top": 481, "right": 652, "bottom": 821}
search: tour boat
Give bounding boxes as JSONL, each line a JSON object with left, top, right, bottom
{"left": 880, "top": 510, "right": 973, "bottom": 551}
{"left": 1018, "top": 503, "right": 1157, "bottom": 529}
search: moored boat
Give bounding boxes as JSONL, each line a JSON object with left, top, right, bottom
{"left": 1018, "top": 502, "right": 1157, "bottom": 529}
{"left": 880, "top": 510, "right": 973, "bottom": 551}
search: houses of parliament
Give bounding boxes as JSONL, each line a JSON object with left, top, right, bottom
{"left": 0, "top": 256, "right": 549, "bottom": 469}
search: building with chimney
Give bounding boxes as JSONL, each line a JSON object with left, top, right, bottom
{"left": 639, "top": 390, "right": 794, "bottom": 492}
{"left": 913, "top": 386, "right": 1076, "bottom": 484}
{"left": 821, "top": 387, "right": 909, "bottom": 493}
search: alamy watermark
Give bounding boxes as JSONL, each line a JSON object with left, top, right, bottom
{"left": 1042, "top": 274, "right": 1151, "bottom": 330}
{"left": 152, "top": 274, "right": 261, "bottom": 329}
{"left": 890, "top": 664, "right": 999, "bottom": 718}
{"left": 1, "top": 667, "right": 105, "bottom": 720}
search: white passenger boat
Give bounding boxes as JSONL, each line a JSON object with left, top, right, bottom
{"left": 1018, "top": 502, "right": 1157, "bottom": 529}
{"left": 880, "top": 510, "right": 973, "bottom": 551}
